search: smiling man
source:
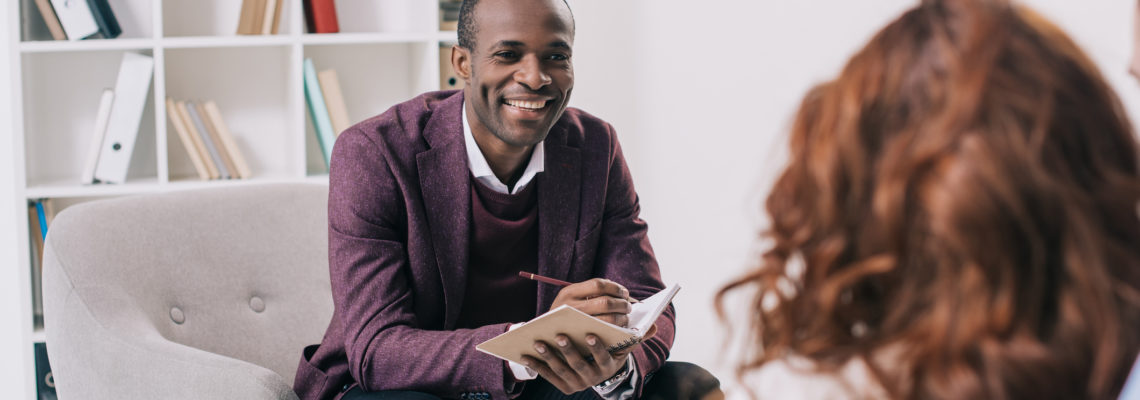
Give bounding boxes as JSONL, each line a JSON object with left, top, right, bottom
{"left": 291, "top": 0, "right": 720, "bottom": 399}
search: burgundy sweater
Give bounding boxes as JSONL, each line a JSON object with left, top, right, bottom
{"left": 454, "top": 175, "right": 540, "bottom": 328}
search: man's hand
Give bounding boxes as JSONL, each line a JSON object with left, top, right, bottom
{"left": 550, "top": 278, "right": 633, "bottom": 327}
{"left": 523, "top": 333, "right": 631, "bottom": 394}
{"left": 522, "top": 324, "right": 658, "bottom": 395}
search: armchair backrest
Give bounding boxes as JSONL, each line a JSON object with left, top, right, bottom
{"left": 43, "top": 183, "right": 333, "bottom": 392}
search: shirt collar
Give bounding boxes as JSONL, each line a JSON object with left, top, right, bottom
{"left": 462, "top": 102, "right": 545, "bottom": 194}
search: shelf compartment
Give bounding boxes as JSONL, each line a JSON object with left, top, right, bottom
{"left": 335, "top": 0, "right": 435, "bottom": 34}
{"left": 164, "top": 46, "right": 298, "bottom": 181}
{"left": 22, "top": 50, "right": 160, "bottom": 188}
{"left": 163, "top": 0, "right": 295, "bottom": 38}
{"left": 19, "top": 0, "right": 155, "bottom": 42}
{"left": 301, "top": 41, "right": 436, "bottom": 175}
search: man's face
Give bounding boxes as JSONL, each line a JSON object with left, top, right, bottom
{"left": 455, "top": 0, "right": 575, "bottom": 149}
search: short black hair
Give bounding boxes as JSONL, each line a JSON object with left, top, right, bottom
{"left": 457, "top": 0, "right": 574, "bottom": 50}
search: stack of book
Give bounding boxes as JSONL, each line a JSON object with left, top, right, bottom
{"left": 33, "top": 0, "right": 121, "bottom": 41}
{"left": 82, "top": 52, "right": 154, "bottom": 185}
{"left": 303, "top": 58, "right": 352, "bottom": 167}
{"left": 27, "top": 199, "right": 55, "bottom": 325}
{"left": 165, "top": 99, "right": 252, "bottom": 181}
{"left": 440, "top": 0, "right": 461, "bottom": 31}
{"left": 237, "top": 0, "right": 286, "bottom": 35}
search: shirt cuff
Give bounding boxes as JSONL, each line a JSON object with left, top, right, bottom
{"left": 593, "top": 357, "right": 637, "bottom": 400}
{"left": 507, "top": 323, "right": 539, "bottom": 381}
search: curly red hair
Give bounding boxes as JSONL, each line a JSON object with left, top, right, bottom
{"left": 718, "top": 1, "right": 1140, "bottom": 398}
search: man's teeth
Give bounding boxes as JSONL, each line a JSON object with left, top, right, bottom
{"left": 505, "top": 99, "right": 546, "bottom": 110}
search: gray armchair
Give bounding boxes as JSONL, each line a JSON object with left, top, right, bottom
{"left": 42, "top": 183, "right": 333, "bottom": 399}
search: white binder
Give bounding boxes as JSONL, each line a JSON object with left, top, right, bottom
{"left": 94, "top": 53, "right": 154, "bottom": 184}
{"left": 49, "top": 0, "right": 99, "bottom": 40}
{"left": 81, "top": 88, "right": 114, "bottom": 184}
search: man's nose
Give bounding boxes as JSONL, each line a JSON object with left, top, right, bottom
{"left": 515, "top": 54, "right": 552, "bottom": 90}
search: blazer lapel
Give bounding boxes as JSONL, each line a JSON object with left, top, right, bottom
{"left": 417, "top": 93, "right": 470, "bottom": 329}
{"left": 536, "top": 123, "right": 581, "bottom": 312}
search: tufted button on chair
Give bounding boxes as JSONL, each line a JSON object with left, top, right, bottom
{"left": 42, "top": 183, "right": 333, "bottom": 399}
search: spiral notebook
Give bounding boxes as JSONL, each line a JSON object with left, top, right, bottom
{"left": 476, "top": 283, "right": 680, "bottom": 365}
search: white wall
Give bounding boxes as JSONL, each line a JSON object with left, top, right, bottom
{"left": 571, "top": 0, "right": 1140, "bottom": 390}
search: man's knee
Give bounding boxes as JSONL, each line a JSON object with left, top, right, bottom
{"left": 643, "top": 361, "right": 724, "bottom": 400}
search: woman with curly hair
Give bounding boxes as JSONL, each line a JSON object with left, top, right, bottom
{"left": 718, "top": 0, "right": 1140, "bottom": 398}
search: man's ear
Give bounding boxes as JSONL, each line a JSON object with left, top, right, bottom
{"left": 452, "top": 45, "right": 472, "bottom": 83}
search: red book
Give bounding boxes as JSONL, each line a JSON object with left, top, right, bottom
{"left": 304, "top": 0, "right": 339, "bottom": 34}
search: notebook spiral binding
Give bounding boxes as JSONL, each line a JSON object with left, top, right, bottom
{"left": 608, "top": 337, "right": 642, "bottom": 353}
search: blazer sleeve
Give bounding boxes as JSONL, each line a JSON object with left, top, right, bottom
{"left": 591, "top": 124, "right": 676, "bottom": 397}
{"left": 327, "top": 128, "right": 512, "bottom": 399}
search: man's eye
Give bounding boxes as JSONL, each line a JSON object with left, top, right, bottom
{"left": 548, "top": 54, "right": 569, "bottom": 61}
{"left": 494, "top": 51, "right": 518, "bottom": 59}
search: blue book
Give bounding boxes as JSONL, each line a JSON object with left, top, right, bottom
{"left": 34, "top": 200, "right": 48, "bottom": 241}
{"left": 303, "top": 58, "right": 336, "bottom": 167}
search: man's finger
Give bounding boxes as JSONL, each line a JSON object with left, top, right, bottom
{"left": 562, "top": 278, "right": 628, "bottom": 300}
{"left": 593, "top": 313, "right": 630, "bottom": 327}
{"left": 521, "top": 354, "right": 574, "bottom": 394}
{"left": 573, "top": 296, "right": 631, "bottom": 317}
{"left": 551, "top": 335, "right": 596, "bottom": 385}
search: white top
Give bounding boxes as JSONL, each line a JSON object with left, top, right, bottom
{"left": 462, "top": 105, "right": 545, "bottom": 195}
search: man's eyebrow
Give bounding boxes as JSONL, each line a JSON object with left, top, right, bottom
{"left": 491, "top": 40, "right": 525, "bottom": 48}
{"left": 488, "top": 40, "right": 571, "bottom": 50}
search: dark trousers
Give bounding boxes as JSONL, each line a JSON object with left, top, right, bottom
{"left": 341, "top": 361, "right": 720, "bottom": 400}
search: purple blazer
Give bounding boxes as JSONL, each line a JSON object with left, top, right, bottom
{"left": 293, "top": 91, "right": 674, "bottom": 400}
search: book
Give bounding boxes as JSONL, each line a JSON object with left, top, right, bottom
{"left": 237, "top": 0, "right": 260, "bottom": 35}
{"left": 203, "top": 101, "right": 253, "bottom": 179}
{"left": 261, "top": 0, "right": 278, "bottom": 35}
{"left": 303, "top": 58, "right": 336, "bottom": 166}
{"left": 476, "top": 283, "right": 681, "bottom": 366}
{"left": 34, "top": 342, "right": 56, "bottom": 400}
{"left": 85, "top": 0, "right": 121, "bottom": 39}
{"left": 439, "top": 46, "right": 464, "bottom": 90}
{"left": 317, "top": 68, "right": 351, "bottom": 137}
{"left": 81, "top": 89, "right": 114, "bottom": 184}
{"left": 49, "top": 0, "right": 99, "bottom": 41}
{"left": 93, "top": 52, "right": 153, "bottom": 184}
{"left": 304, "top": 0, "right": 339, "bottom": 34}
{"left": 29, "top": 199, "right": 54, "bottom": 320}
{"left": 34, "top": 0, "right": 67, "bottom": 40}
{"left": 186, "top": 102, "right": 231, "bottom": 179}
{"left": 27, "top": 203, "right": 44, "bottom": 319}
{"left": 270, "top": 0, "right": 285, "bottom": 34}
{"left": 175, "top": 101, "right": 220, "bottom": 179}
{"left": 165, "top": 98, "right": 210, "bottom": 181}
{"left": 194, "top": 102, "right": 240, "bottom": 179}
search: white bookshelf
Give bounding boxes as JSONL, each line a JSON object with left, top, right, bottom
{"left": 5, "top": 0, "right": 458, "bottom": 398}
